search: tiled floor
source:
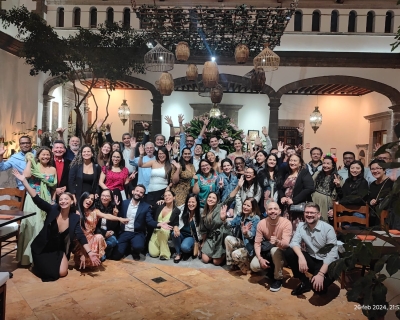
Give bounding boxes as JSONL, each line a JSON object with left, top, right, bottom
{"left": 0, "top": 249, "right": 367, "bottom": 320}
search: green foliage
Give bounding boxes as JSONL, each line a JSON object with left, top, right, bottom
{"left": 184, "top": 112, "right": 245, "bottom": 154}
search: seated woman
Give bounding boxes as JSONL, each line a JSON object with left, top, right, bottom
{"left": 368, "top": 159, "right": 394, "bottom": 227}
{"left": 223, "top": 197, "right": 260, "bottom": 274}
{"left": 95, "top": 189, "right": 122, "bottom": 260}
{"left": 149, "top": 190, "right": 180, "bottom": 260}
{"left": 312, "top": 155, "right": 343, "bottom": 222}
{"left": 200, "top": 176, "right": 244, "bottom": 266}
{"left": 74, "top": 192, "right": 129, "bottom": 267}
{"left": 12, "top": 169, "right": 100, "bottom": 282}
{"left": 171, "top": 193, "right": 202, "bottom": 263}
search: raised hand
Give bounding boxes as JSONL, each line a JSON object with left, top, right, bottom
{"left": 130, "top": 137, "right": 137, "bottom": 148}
{"left": 178, "top": 114, "right": 185, "bottom": 123}
{"left": 0, "top": 145, "right": 8, "bottom": 156}
{"left": 373, "top": 142, "right": 382, "bottom": 153}
{"left": 297, "top": 123, "right": 304, "bottom": 136}
{"left": 295, "top": 144, "right": 304, "bottom": 154}
{"left": 203, "top": 117, "right": 210, "bottom": 126}
{"left": 114, "top": 195, "right": 120, "bottom": 206}
{"left": 237, "top": 175, "right": 244, "bottom": 188}
{"left": 164, "top": 116, "right": 173, "bottom": 126}
{"left": 156, "top": 199, "right": 165, "bottom": 205}
{"left": 245, "top": 135, "right": 251, "bottom": 144}
{"left": 55, "top": 127, "right": 66, "bottom": 135}
{"left": 333, "top": 174, "right": 341, "bottom": 187}
{"left": 254, "top": 136, "right": 261, "bottom": 147}
{"left": 277, "top": 141, "right": 284, "bottom": 153}
{"left": 220, "top": 204, "right": 228, "bottom": 221}
{"left": 172, "top": 142, "right": 179, "bottom": 155}
{"left": 141, "top": 121, "right": 149, "bottom": 130}
{"left": 105, "top": 123, "right": 112, "bottom": 132}
{"left": 241, "top": 222, "right": 252, "bottom": 235}
{"left": 139, "top": 144, "right": 145, "bottom": 156}
{"left": 96, "top": 119, "right": 104, "bottom": 131}
{"left": 165, "top": 141, "right": 173, "bottom": 152}
{"left": 12, "top": 169, "right": 25, "bottom": 182}
{"left": 218, "top": 177, "right": 224, "bottom": 189}
{"left": 262, "top": 126, "right": 268, "bottom": 136}
{"left": 128, "top": 172, "right": 137, "bottom": 180}
{"left": 171, "top": 160, "right": 181, "bottom": 169}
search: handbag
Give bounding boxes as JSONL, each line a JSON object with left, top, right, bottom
{"left": 290, "top": 202, "right": 306, "bottom": 213}
{"left": 260, "top": 239, "right": 275, "bottom": 260}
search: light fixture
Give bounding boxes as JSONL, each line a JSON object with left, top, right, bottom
{"left": 253, "top": 43, "right": 280, "bottom": 72}
{"left": 209, "top": 103, "right": 221, "bottom": 117}
{"left": 144, "top": 42, "right": 175, "bottom": 72}
{"left": 118, "top": 98, "right": 130, "bottom": 125}
{"left": 211, "top": 56, "right": 216, "bottom": 62}
{"left": 309, "top": 106, "right": 322, "bottom": 133}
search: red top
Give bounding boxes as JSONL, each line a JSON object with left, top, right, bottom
{"left": 54, "top": 157, "right": 64, "bottom": 185}
{"left": 102, "top": 166, "right": 129, "bottom": 191}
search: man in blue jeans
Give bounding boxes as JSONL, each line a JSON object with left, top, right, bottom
{"left": 110, "top": 185, "right": 172, "bottom": 261}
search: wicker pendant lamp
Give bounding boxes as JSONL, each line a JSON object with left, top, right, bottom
{"left": 155, "top": 72, "right": 174, "bottom": 96}
{"left": 186, "top": 64, "right": 198, "bottom": 81}
{"left": 175, "top": 41, "right": 190, "bottom": 62}
{"left": 253, "top": 43, "right": 280, "bottom": 72}
{"left": 234, "top": 44, "right": 249, "bottom": 64}
{"left": 210, "top": 84, "right": 223, "bottom": 104}
{"left": 202, "top": 61, "right": 219, "bottom": 88}
{"left": 144, "top": 42, "right": 175, "bottom": 72}
{"left": 251, "top": 67, "right": 266, "bottom": 92}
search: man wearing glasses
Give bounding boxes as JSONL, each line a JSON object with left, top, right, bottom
{"left": 284, "top": 203, "right": 338, "bottom": 296}
{"left": 365, "top": 149, "right": 400, "bottom": 184}
{"left": 0, "top": 136, "right": 35, "bottom": 190}
{"left": 178, "top": 114, "right": 209, "bottom": 156}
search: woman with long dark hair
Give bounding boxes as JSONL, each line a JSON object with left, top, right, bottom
{"left": 234, "top": 167, "right": 262, "bottom": 216}
{"left": 138, "top": 145, "right": 172, "bottom": 207}
{"left": 73, "top": 192, "right": 129, "bottom": 267}
{"left": 170, "top": 147, "right": 196, "bottom": 207}
{"left": 206, "top": 151, "right": 221, "bottom": 174}
{"left": 200, "top": 176, "right": 243, "bottom": 266}
{"left": 99, "top": 150, "right": 133, "bottom": 199}
{"left": 69, "top": 145, "right": 101, "bottom": 204}
{"left": 217, "top": 158, "right": 238, "bottom": 202}
{"left": 224, "top": 197, "right": 261, "bottom": 273}
{"left": 149, "top": 190, "right": 180, "bottom": 260}
{"left": 254, "top": 150, "right": 268, "bottom": 173}
{"left": 227, "top": 138, "right": 251, "bottom": 164}
{"left": 278, "top": 154, "right": 314, "bottom": 228}
{"left": 95, "top": 189, "right": 122, "bottom": 260}
{"left": 171, "top": 193, "right": 202, "bottom": 263}
{"left": 312, "top": 155, "right": 342, "bottom": 221}
{"left": 97, "top": 142, "right": 112, "bottom": 167}
{"left": 258, "top": 153, "right": 279, "bottom": 210}
{"left": 192, "top": 159, "right": 219, "bottom": 208}
{"left": 12, "top": 170, "right": 100, "bottom": 281}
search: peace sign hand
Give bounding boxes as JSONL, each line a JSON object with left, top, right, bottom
{"left": 218, "top": 177, "right": 224, "bottom": 188}
{"left": 220, "top": 205, "right": 228, "bottom": 221}
{"left": 333, "top": 174, "right": 341, "bottom": 187}
{"left": 114, "top": 195, "right": 120, "bottom": 206}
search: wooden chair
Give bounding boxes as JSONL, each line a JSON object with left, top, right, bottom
{"left": 0, "top": 188, "right": 26, "bottom": 261}
{"left": 333, "top": 203, "right": 369, "bottom": 232}
{"left": 333, "top": 203, "right": 369, "bottom": 289}
{"left": 380, "top": 210, "right": 389, "bottom": 228}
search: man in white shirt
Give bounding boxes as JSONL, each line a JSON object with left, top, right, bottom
{"left": 110, "top": 184, "right": 172, "bottom": 261}
{"left": 209, "top": 136, "right": 227, "bottom": 160}
{"left": 193, "top": 144, "right": 203, "bottom": 172}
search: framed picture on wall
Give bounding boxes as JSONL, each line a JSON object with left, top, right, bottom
{"left": 248, "top": 130, "right": 259, "bottom": 141}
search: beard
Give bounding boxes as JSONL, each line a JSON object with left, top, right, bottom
{"left": 133, "top": 194, "right": 143, "bottom": 201}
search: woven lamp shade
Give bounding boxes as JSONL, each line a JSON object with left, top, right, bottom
{"left": 210, "top": 84, "right": 223, "bottom": 104}
{"left": 253, "top": 43, "right": 280, "bottom": 72}
{"left": 155, "top": 72, "right": 174, "bottom": 96}
{"left": 202, "top": 61, "right": 219, "bottom": 88}
{"left": 186, "top": 64, "right": 198, "bottom": 81}
{"left": 175, "top": 41, "right": 190, "bottom": 62}
{"left": 234, "top": 44, "right": 249, "bottom": 64}
{"left": 144, "top": 43, "right": 175, "bottom": 72}
{"left": 251, "top": 67, "right": 266, "bottom": 92}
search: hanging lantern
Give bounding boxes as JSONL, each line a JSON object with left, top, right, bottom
{"left": 234, "top": 44, "right": 249, "bottom": 64}
{"left": 202, "top": 61, "right": 219, "bottom": 88}
{"left": 210, "top": 84, "right": 223, "bottom": 104}
{"left": 251, "top": 67, "right": 266, "bottom": 92}
{"left": 175, "top": 41, "right": 190, "bottom": 62}
{"left": 253, "top": 43, "right": 280, "bottom": 72}
{"left": 209, "top": 104, "right": 221, "bottom": 118}
{"left": 156, "top": 72, "right": 174, "bottom": 96}
{"left": 118, "top": 99, "right": 130, "bottom": 125}
{"left": 186, "top": 64, "right": 198, "bottom": 81}
{"left": 309, "top": 106, "right": 322, "bottom": 133}
{"left": 144, "top": 42, "right": 175, "bottom": 72}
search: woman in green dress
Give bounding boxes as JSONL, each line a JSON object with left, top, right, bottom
{"left": 200, "top": 176, "right": 244, "bottom": 266}
{"left": 191, "top": 159, "right": 218, "bottom": 209}
{"left": 18, "top": 148, "right": 57, "bottom": 266}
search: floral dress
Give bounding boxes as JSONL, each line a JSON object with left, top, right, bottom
{"left": 73, "top": 209, "right": 106, "bottom": 266}
{"left": 171, "top": 164, "right": 195, "bottom": 207}
{"left": 191, "top": 172, "right": 218, "bottom": 208}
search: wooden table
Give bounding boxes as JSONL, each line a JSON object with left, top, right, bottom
{"left": 0, "top": 210, "right": 36, "bottom": 228}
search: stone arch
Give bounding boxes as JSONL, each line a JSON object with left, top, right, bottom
{"left": 42, "top": 74, "right": 163, "bottom": 136}
{"left": 276, "top": 75, "right": 400, "bottom": 105}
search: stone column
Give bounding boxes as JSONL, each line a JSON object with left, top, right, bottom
{"left": 389, "top": 104, "right": 400, "bottom": 142}
{"left": 151, "top": 95, "right": 164, "bottom": 138}
{"left": 268, "top": 97, "right": 281, "bottom": 148}
{"left": 42, "top": 95, "right": 54, "bottom": 133}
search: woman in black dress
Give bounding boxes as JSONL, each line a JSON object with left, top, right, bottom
{"left": 13, "top": 169, "right": 101, "bottom": 282}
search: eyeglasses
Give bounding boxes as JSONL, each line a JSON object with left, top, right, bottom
{"left": 371, "top": 167, "right": 383, "bottom": 171}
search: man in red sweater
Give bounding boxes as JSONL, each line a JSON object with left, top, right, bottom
{"left": 250, "top": 202, "right": 292, "bottom": 292}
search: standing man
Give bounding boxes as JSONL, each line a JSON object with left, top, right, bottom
{"left": 284, "top": 203, "right": 338, "bottom": 295}
{"left": 193, "top": 144, "right": 203, "bottom": 172}
{"left": 0, "top": 136, "right": 34, "bottom": 189}
{"left": 56, "top": 127, "right": 80, "bottom": 161}
{"left": 51, "top": 140, "right": 71, "bottom": 201}
{"left": 209, "top": 136, "right": 227, "bottom": 160}
{"left": 307, "top": 147, "right": 323, "bottom": 176}
{"left": 129, "top": 142, "right": 155, "bottom": 201}
{"left": 110, "top": 184, "right": 172, "bottom": 261}
{"left": 365, "top": 149, "right": 400, "bottom": 184}
{"left": 250, "top": 202, "right": 292, "bottom": 292}
{"left": 337, "top": 151, "right": 356, "bottom": 180}
{"left": 178, "top": 114, "right": 209, "bottom": 155}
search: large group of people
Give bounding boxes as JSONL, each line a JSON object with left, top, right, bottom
{"left": 0, "top": 115, "right": 398, "bottom": 297}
